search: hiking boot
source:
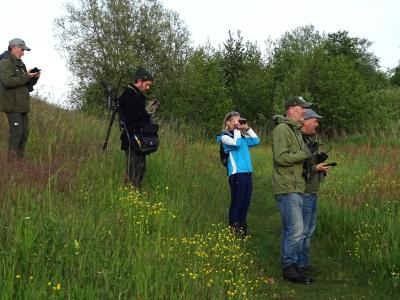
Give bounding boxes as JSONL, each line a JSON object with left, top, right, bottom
{"left": 296, "top": 265, "right": 313, "bottom": 281}
{"left": 297, "top": 265, "right": 314, "bottom": 277}
{"left": 283, "top": 264, "right": 312, "bottom": 284}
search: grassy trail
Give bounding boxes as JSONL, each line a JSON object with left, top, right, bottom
{"left": 246, "top": 147, "right": 397, "bottom": 299}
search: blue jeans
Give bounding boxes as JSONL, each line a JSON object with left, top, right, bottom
{"left": 228, "top": 173, "right": 252, "bottom": 226}
{"left": 298, "top": 193, "right": 317, "bottom": 267}
{"left": 275, "top": 193, "right": 304, "bottom": 268}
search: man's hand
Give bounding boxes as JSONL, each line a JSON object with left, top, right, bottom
{"left": 316, "top": 163, "right": 332, "bottom": 174}
{"left": 28, "top": 71, "right": 40, "bottom": 79}
{"left": 145, "top": 99, "right": 159, "bottom": 114}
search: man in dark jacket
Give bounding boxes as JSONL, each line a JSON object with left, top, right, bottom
{"left": 271, "top": 96, "right": 313, "bottom": 284}
{"left": 118, "top": 67, "right": 157, "bottom": 188}
{"left": 0, "top": 38, "right": 40, "bottom": 160}
{"left": 299, "top": 109, "right": 331, "bottom": 277}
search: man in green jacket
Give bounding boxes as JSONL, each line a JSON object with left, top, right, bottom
{"left": 0, "top": 38, "right": 40, "bottom": 160}
{"left": 298, "top": 109, "right": 331, "bottom": 277}
{"left": 271, "top": 96, "right": 313, "bottom": 284}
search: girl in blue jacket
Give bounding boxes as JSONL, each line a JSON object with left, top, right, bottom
{"left": 216, "top": 111, "right": 260, "bottom": 236}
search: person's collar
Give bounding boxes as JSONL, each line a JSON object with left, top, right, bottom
{"left": 128, "top": 83, "right": 144, "bottom": 96}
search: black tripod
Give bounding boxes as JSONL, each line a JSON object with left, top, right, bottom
{"left": 101, "top": 80, "right": 130, "bottom": 151}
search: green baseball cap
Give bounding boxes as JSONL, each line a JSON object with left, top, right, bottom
{"left": 285, "top": 96, "right": 313, "bottom": 109}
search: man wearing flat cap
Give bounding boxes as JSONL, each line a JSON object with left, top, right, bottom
{"left": 298, "top": 108, "right": 332, "bottom": 280}
{"left": 118, "top": 67, "right": 158, "bottom": 188}
{"left": 271, "top": 96, "right": 314, "bottom": 284}
{"left": 0, "top": 38, "right": 41, "bottom": 161}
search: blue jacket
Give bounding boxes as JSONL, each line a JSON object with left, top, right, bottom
{"left": 216, "top": 128, "right": 260, "bottom": 176}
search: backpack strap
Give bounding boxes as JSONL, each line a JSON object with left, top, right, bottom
{"left": 218, "top": 131, "right": 232, "bottom": 176}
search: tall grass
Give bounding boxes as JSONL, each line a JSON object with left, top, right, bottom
{"left": 316, "top": 138, "right": 400, "bottom": 290}
{"left": 2, "top": 99, "right": 400, "bottom": 299}
{"left": 0, "top": 100, "right": 276, "bottom": 299}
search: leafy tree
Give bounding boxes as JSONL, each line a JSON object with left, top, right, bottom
{"left": 220, "top": 31, "right": 272, "bottom": 125}
{"left": 266, "top": 25, "right": 323, "bottom": 114}
{"left": 221, "top": 31, "right": 245, "bottom": 95}
{"left": 54, "top": 0, "right": 191, "bottom": 111}
{"left": 390, "top": 63, "right": 400, "bottom": 87}
{"left": 171, "top": 47, "right": 231, "bottom": 135}
{"left": 232, "top": 43, "right": 271, "bottom": 123}
{"left": 264, "top": 26, "right": 390, "bottom": 134}
{"left": 322, "top": 31, "right": 388, "bottom": 91}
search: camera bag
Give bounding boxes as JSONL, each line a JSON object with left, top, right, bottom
{"left": 131, "top": 123, "right": 159, "bottom": 154}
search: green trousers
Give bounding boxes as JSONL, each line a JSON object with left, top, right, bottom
{"left": 6, "top": 112, "right": 29, "bottom": 158}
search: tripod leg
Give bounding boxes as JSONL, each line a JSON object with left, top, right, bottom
{"left": 102, "top": 108, "right": 117, "bottom": 151}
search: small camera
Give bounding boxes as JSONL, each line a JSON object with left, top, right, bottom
{"left": 30, "top": 67, "right": 41, "bottom": 73}
{"left": 239, "top": 118, "right": 247, "bottom": 125}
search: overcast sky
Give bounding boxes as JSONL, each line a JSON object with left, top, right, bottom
{"left": 1, "top": 0, "right": 399, "bottom": 106}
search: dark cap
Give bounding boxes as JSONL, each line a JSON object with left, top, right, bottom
{"left": 304, "top": 109, "right": 322, "bottom": 120}
{"left": 134, "top": 67, "right": 154, "bottom": 82}
{"left": 285, "top": 96, "right": 312, "bottom": 109}
{"left": 9, "top": 38, "right": 31, "bottom": 51}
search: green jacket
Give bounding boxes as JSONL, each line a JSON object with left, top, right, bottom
{"left": 271, "top": 115, "right": 312, "bottom": 195}
{"left": 0, "top": 52, "right": 33, "bottom": 112}
{"left": 303, "top": 134, "right": 325, "bottom": 194}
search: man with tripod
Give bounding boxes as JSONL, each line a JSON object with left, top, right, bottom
{"left": 119, "top": 67, "right": 157, "bottom": 188}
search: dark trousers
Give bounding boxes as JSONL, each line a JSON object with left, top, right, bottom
{"left": 126, "top": 148, "right": 146, "bottom": 188}
{"left": 6, "top": 112, "right": 29, "bottom": 159}
{"left": 228, "top": 173, "right": 253, "bottom": 226}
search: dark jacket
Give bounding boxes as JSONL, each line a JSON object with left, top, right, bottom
{"left": 0, "top": 51, "right": 38, "bottom": 112}
{"left": 271, "top": 115, "right": 312, "bottom": 195}
{"left": 303, "top": 134, "right": 325, "bottom": 194}
{"left": 118, "top": 84, "right": 151, "bottom": 150}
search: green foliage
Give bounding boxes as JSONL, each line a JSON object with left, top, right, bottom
{"left": 0, "top": 100, "right": 279, "bottom": 299}
{"left": 220, "top": 31, "right": 273, "bottom": 126}
{"left": 54, "top": 0, "right": 191, "bottom": 110}
{"left": 265, "top": 26, "right": 390, "bottom": 134}
{"left": 54, "top": 1, "right": 395, "bottom": 135}
{"left": 390, "top": 63, "right": 400, "bottom": 87}
{"left": 2, "top": 100, "right": 400, "bottom": 298}
{"left": 164, "top": 47, "right": 231, "bottom": 135}
{"left": 362, "top": 87, "right": 400, "bottom": 126}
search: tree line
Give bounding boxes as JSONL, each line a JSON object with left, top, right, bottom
{"left": 55, "top": 0, "right": 400, "bottom": 136}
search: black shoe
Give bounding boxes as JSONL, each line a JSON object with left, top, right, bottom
{"left": 283, "top": 264, "right": 312, "bottom": 284}
{"left": 297, "top": 265, "right": 313, "bottom": 277}
{"left": 296, "top": 266, "right": 313, "bottom": 282}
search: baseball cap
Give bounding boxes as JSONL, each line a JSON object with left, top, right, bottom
{"left": 304, "top": 109, "right": 322, "bottom": 120}
{"left": 284, "top": 96, "right": 312, "bottom": 109}
{"left": 8, "top": 38, "right": 31, "bottom": 51}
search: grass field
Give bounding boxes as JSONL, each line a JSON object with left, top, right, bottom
{"left": 1, "top": 99, "right": 400, "bottom": 299}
